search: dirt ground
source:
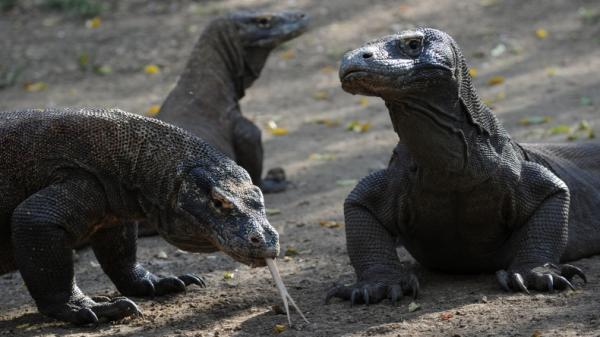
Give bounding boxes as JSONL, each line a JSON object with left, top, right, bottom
{"left": 1, "top": 0, "right": 600, "bottom": 336}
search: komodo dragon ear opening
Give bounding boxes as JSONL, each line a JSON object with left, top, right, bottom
{"left": 189, "top": 167, "right": 215, "bottom": 193}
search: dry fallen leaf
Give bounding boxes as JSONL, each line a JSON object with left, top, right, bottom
{"left": 313, "top": 90, "right": 330, "bottom": 101}
{"left": 358, "top": 97, "right": 369, "bottom": 107}
{"left": 346, "top": 120, "right": 371, "bottom": 133}
{"left": 266, "top": 120, "right": 289, "bottom": 136}
{"left": 336, "top": 179, "right": 357, "bottom": 187}
{"left": 545, "top": 67, "right": 557, "bottom": 77}
{"left": 319, "top": 65, "right": 336, "bottom": 73}
{"left": 408, "top": 302, "right": 421, "bottom": 312}
{"left": 487, "top": 75, "right": 505, "bottom": 86}
{"left": 314, "top": 118, "right": 340, "bottom": 127}
{"left": 279, "top": 49, "right": 295, "bottom": 60}
{"left": 308, "top": 153, "right": 336, "bottom": 161}
{"left": 266, "top": 208, "right": 282, "bottom": 216}
{"left": 144, "top": 64, "right": 160, "bottom": 74}
{"left": 468, "top": 67, "right": 478, "bottom": 78}
{"left": 223, "top": 271, "right": 234, "bottom": 280}
{"left": 146, "top": 105, "right": 161, "bottom": 117}
{"left": 85, "top": 16, "right": 101, "bottom": 29}
{"left": 155, "top": 251, "right": 168, "bottom": 259}
{"left": 274, "top": 324, "right": 286, "bottom": 333}
{"left": 440, "top": 312, "right": 453, "bottom": 321}
{"left": 319, "top": 220, "right": 343, "bottom": 228}
{"left": 532, "top": 330, "right": 542, "bottom": 337}
{"left": 284, "top": 246, "right": 298, "bottom": 257}
{"left": 535, "top": 28, "right": 548, "bottom": 39}
{"left": 518, "top": 116, "right": 551, "bottom": 126}
{"left": 24, "top": 81, "right": 48, "bottom": 92}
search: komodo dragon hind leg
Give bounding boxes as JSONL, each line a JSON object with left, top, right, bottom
{"left": 11, "top": 175, "right": 141, "bottom": 325}
{"left": 232, "top": 115, "right": 289, "bottom": 193}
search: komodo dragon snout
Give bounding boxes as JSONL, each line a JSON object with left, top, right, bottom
{"left": 231, "top": 10, "right": 310, "bottom": 48}
{"left": 164, "top": 165, "right": 279, "bottom": 267}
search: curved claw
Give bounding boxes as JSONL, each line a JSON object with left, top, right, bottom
{"left": 408, "top": 274, "right": 420, "bottom": 299}
{"left": 350, "top": 289, "right": 360, "bottom": 307}
{"left": 496, "top": 270, "right": 510, "bottom": 291}
{"left": 178, "top": 274, "right": 207, "bottom": 288}
{"left": 561, "top": 264, "right": 587, "bottom": 283}
{"left": 362, "top": 287, "right": 370, "bottom": 306}
{"left": 511, "top": 273, "right": 529, "bottom": 294}
{"left": 554, "top": 275, "right": 575, "bottom": 291}
{"left": 388, "top": 285, "right": 402, "bottom": 306}
{"left": 544, "top": 273, "right": 554, "bottom": 292}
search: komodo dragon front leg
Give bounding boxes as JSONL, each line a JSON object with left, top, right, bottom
{"left": 233, "top": 115, "right": 287, "bottom": 193}
{"left": 497, "top": 162, "right": 586, "bottom": 292}
{"left": 91, "top": 224, "right": 205, "bottom": 297}
{"left": 11, "top": 174, "right": 140, "bottom": 324}
{"left": 326, "top": 170, "right": 419, "bottom": 305}
{"left": 11, "top": 172, "right": 203, "bottom": 324}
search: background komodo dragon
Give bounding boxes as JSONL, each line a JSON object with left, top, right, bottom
{"left": 159, "top": 10, "right": 309, "bottom": 194}
{"left": 327, "top": 28, "right": 590, "bottom": 305}
{"left": 0, "top": 108, "right": 279, "bottom": 324}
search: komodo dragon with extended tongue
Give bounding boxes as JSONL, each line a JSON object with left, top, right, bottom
{"left": 327, "top": 28, "right": 590, "bottom": 306}
{"left": 0, "top": 108, "right": 279, "bottom": 324}
{"left": 158, "top": 10, "right": 309, "bottom": 194}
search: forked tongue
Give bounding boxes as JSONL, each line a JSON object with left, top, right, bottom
{"left": 265, "top": 258, "right": 309, "bottom": 326}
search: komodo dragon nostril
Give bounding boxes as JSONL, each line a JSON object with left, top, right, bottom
{"left": 250, "top": 234, "right": 262, "bottom": 245}
{"left": 362, "top": 52, "right": 373, "bottom": 59}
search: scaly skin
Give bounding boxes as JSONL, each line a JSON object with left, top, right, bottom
{"left": 0, "top": 108, "right": 279, "bottom": 324}
{"left": 327, "top": 28, "right": 589, "bottom": 306}
{"left": 159, "top": 11, "right": 309, "bottom": 194}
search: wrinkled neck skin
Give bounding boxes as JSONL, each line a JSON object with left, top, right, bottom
{"left": 385, "top": 88, "right": 512, "bottom": 190}
{"left": 160, "top": 22, "right": 262, "bottom": 126}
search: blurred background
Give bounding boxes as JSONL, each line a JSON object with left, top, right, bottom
{"left": 0, "top": 1, "right": 599, "bottom": 336}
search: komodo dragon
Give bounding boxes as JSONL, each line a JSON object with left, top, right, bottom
{"left": 0, "top": 108, "right": 279, "bottom": 324}
{"left": 159, "top": 10, "right": 309, "bottom": 194}
{"left": 327, "top": 28, "right": 590, "bottom": 305}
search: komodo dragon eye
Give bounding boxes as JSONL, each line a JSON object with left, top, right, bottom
{"left": 210, "top": 188, "right": 234, "bottom": 212}
{"left": 256, "top": 16, "right": 272, "bottom": 28}
{"left": 399, "top": 34, "right": 424, "bottom": 57}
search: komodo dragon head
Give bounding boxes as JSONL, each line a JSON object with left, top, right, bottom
{"left": 200, "top": 10, "right": 309, "bottom": 92}
{"left": 159, "top": 159, "right": 279, "bottom": 267}
{"left": 339, "top": 27, "right": 497, "bottom": 136}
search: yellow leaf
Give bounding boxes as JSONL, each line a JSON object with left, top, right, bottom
{"left": 223, "top": 271, "right": 234, "bottom": 280}
{"left": 358, "top": 97, "right": 369, "bottom": 107}
{"left": 24, "top": 81, "right": 48, "bottom": 92}
{"left": 545, "top": 67, "right": 557, "bottom": 77}
{"left": 85, "top": 16, "right": 101, "bottom": 29}
{"left": 468, "top": 67, "right": 478, "bottom": 78}
{"left": 270, "top": 127, "right": 289, "bottom": 136}
{"left": 146, "top": 105, "right": 161, "bottom": 117}
{"left": 314, "top": 118, "right": 340, "bottom": 127}
{"left": 319, "top": 65, "right": 336, "bottom": 73}
{"left": 308, "top": 153, "right": 336, "bottom": 161}
{"left": 319, "top": 220, "right": 343, "bottom": 228}
{"left": 346, "top": 120, "right": 371, "bottom": 133}
{"left": 313, "top": 90, "right": 329, "bottom": 101}
{"left": 279, "top": 49, "right": 295, "bottom": 60}
{"left": 487, "top": 75, "right": 504, "bottom": 86}
{"left": 285, "top": 246, "right": 298, "bottom": 256}
{"left": 274, "top": 324, "right": 286, "bottom": 333}
{"left": 144, "top": 64, "right": 160, "bottom": 74}
{"left": 266, "top": 208, "right": 281, "bottom": 216}
{"left": 535, "top": 28, "right": 548, "bottom": 39}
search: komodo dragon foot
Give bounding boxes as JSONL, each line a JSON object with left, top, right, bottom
{"left": 261, "top": 167, "right": 288, "bottom": 194}
{"left": 325, "top": 272, "right": 419, "bottom": 306}
{"left": 39, "top": 294, "right": 141, "bottom": 325}
{"left": 113, "top": 265, "right": 206, "bottom": 298}
{"left": 496, "top": 263, "right": 586, "bottom": 293}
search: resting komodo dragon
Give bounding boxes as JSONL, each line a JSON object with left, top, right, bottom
{"left": 327, "top": 28, "right": 590, "bottom": 305}
{"left": 0, "top": 108, "right": 279, "bottom": 324}
{"left": 159, "top": 10, "right": 309, "bottom": 194}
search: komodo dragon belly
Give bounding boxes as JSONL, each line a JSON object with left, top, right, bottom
{"left": 402, "top": 185, "right": 511, "bottom": 273}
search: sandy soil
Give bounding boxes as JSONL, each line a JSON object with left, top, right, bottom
{"left": 1, "top": 0, "right": 600, "bottom": 336}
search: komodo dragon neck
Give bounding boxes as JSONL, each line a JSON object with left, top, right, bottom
{"left": 385, "top": 69, "right": 517, "bottom": 190}
{"left": 159, "top": 20, "right": 251, "bottom": 129}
